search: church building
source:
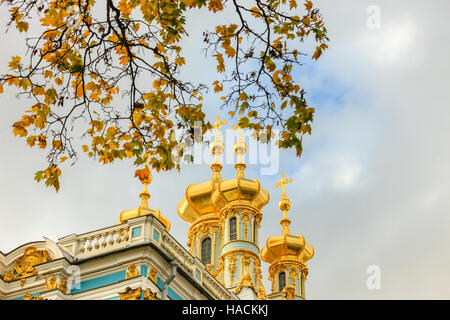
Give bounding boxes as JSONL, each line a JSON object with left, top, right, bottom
{"left": 0, "top": 117, "right": 314, "bottom": 300}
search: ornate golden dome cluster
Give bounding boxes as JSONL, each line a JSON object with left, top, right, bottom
{"left": 117, "top": 115, "right": 314, "bottom": 299}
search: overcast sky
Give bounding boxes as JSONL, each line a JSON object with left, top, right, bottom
{"left": 1, "top": 0, "right": 449, "bottom": 299}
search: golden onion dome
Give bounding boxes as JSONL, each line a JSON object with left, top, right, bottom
{"left": 261, "top": 174, "right": 314, "bottom": 265}
{"left": 212, "top": 164, "right": 270, "bottom": 209}
{"left": 212, "top": 127, "right": 270, "bottom": 209}
{"left": 261, "top": 233, "right": 314, "bottom": 264}
{"left": 177, "top": 163, "right": 223, "bottom": 223}
{"left": 177, "top": 116, "right": 227, "bottom": 223}
{"left": 119, "top": 164, "right": 170, "bottom": 231}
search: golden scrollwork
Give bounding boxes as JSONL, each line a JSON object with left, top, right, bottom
{"left": 22, "top": 293, "right": 44, "bottom": 300}
{"left": 228, "top": 255, "right": 236, "bottom": 283}
{"left": 3, "top": 246, "right": 51, "bottom": 282}
{"left": 212, "top": 257, "right": 224, "bottom": 278}
{"left": 45, "top": 275, "right": 57, "bottom": 291}
{"left": 126, "top": 264, "right": 140, "bottom": 279}
{"left": 290, "top": 268, "right": 298, "bottom": 283}
{"left": 148, "top": 267, "right": 158, "bottom": 283}
{"left": 58, "top": 278, "right": 67, "bottom": 294}
{"left": 119, "top": 287, "right": 142, "bottom": 300}
{"left": 187, "top": 228, "right": 193, "bottom": 248}
{"left": 302, "top": 267, "right": 309, "bottom": 278}
{"left": 198, "top": 223, "right": 214, "bottom": 236}
{"left": 242, "top": 255, "right": 252, "bottom": 275}
{"left": 144, "top": 288, "right": 159, "bottom": 300}
{"left": 20, "top": 278, "right": 26, "bottom": 288}
{"left": 257, "top": 286, "right": 268, "bottom": 300}
{"left": 253, "top": 260, "right": 262, "bottom": 285}
{"left": 242, "top": 212, "right": 249, "bottom": 239}
{"left": 282, "top": 286, "right": 296, "bottom": 300}
{"left": 234, "top": 273, "right": 257, "bottom": 294}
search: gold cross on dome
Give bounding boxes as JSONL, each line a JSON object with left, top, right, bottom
{"left": 213, "top": 115, "right": 228, "bottom": 133}
{"left": 275, "top": 174, "right": 293, "bottom": 196}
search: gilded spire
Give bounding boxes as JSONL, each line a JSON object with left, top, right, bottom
{"left": 118, "top": 157, "right": 170, "bottom": 230}
{"left": 261, "top": 174, "right": 314, "bottom": 299}
{"left": 275, "top": 174, "right": 293, "bottom": 235}
{"left": 233, "top": 126, "right": 247, "bottom": 178}
{"left": 137, "top": 158, "right": 153, "bottom": 209}
{"left": 210, "top": 115, "right": 227, "bottom": 168}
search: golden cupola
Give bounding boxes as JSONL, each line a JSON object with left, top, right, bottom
{"left": 118, "top": 161, "right": 170, "bottom": 231}
{"left": 212, "top": 128, "right": 270, "bottom": 210}
{"left": 212, "top": 127, "right": 269, "bottom": 299}
{"left": 261, "top": 174, "right": 314, "bottom": 300}
{"left": 176, "top": 116, "right": 228, "bottom": 272}
{"left": 176, "top": 117, "right": 227, "bottom": 224}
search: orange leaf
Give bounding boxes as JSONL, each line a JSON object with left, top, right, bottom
{"left": 135, "top": 167, "right": 151, "bottom": 183}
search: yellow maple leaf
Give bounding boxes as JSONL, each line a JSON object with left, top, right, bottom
{"left": 8, "top": 56, "right": 21, "bottom": 70}
{"left": 304, "top": 0, "right": 313, "bottom": 11}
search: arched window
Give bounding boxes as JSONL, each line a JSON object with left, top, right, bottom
{"left": 253, "top": 221, "right": 258, "bottom": 243}
{"left": 278, "top": 271, "right": 286, "bottom": 291}
{"left": 229, "top": 217, "right": 237, "bottom": 241}
{"left": 201, "top": 237, "right": 211, "bottom": 265}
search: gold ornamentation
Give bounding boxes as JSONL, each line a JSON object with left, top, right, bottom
{"left": 242, "top": 255, "right": 252, "bottom": 275}
{"left": 242, "top": 212, "right": 249, "bottom": 239}
{"left": 22, "top": 293, "right": 33, "bottom": 300}
{"left": 119, "top": 287, "right": 142, "bottom": 300}
{"left": 58, "top": 278, "right": 67, "bottom": 294}
{"left": 257, "top": 286, "right": 268, "bottom": 300}
{"left": 290, "top": 268, "right": 298, "bottom": 283}
{"left": 282, "top": 286, "right": 296, "bottom": 300}
{"left": 228, "top": 255, "right": 236, "bottom": 283}
{"left": 148, "top": 267, "right": 158, "bottom": 283}
{"left": 254, "top": 260, "right": 262, "bottom": 285}
{"left": 45, "top": 275, "right": 57, "bottom": 291}
{"left": 22, "top": 293, "right": 44, "bottom": 300}
{"left": 20, "top": 278, "right": 26, "bottom": 288}
{"left": 187, "top": 229, "right": 194, "bottom": 248}
{"left": 126, "top": 264, "right": 140, "bottom": 279}
{"left": 119, "top": 159, "right": 170, "bottom": 230}
{"left": 3, "top": 246, "right": 51, "bottom": 281}
{"left": 211, "top": 116, "right": 228, "bottom": 164}
{"left": 234, "top": 273, "right": 257, "bottom": 294}
{"left": 144, "top": 288, "right": 159, "bottom": 300}
{"left": 261, "top": 174, "right": 314, "bottom": 299}
{"left": 220, "top": 205, "right": 262, "bottom": 225}
{"left": 212, "top": 257, "right": 224, "bottom": 277}
{"left": 233, "top": 127, "right": 247, "bottom": 166}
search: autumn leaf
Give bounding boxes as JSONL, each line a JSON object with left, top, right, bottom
{"left": 8, "top": 56, "right": 21, "bottom": 70}
{"left": 0, "top": 0, "right": 328, "bottom": 191}
{"left": 135, "top": 166, "right": 151, "bottom": 183}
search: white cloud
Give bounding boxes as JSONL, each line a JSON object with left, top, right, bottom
{"left": 333, "top": 160, "right": 361, "bottom": 189}
{"left": 359, "top": 18, "right": 416, "bottom": 64}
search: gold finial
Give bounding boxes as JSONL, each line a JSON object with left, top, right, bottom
{"left": 119, "top": 156, "right": 170, "bottom": 230}
{"left": 213, "top": 115, "right": 228, "bottom": 133}
{"left": 134, "top": 157, "right": 153, "bottom": 209}
{"left": 233, "top": 125, "right": 247, "bottom": 177}
{"left": 275, "top": 174, "right": 293, "bottom": 200}
{"left": 210, "top": 116, "right": 227, "bottom": 166}
{"left": 275, "top": 174, "right": 293, "bottom": 235}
